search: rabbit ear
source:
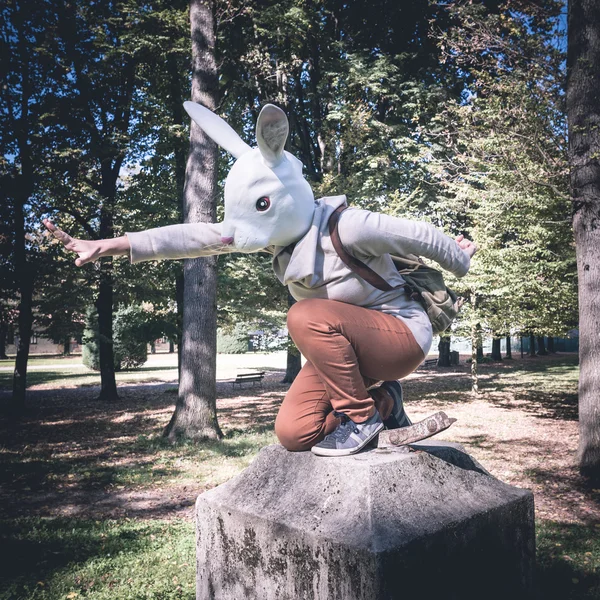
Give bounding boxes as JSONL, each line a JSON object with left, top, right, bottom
{"left": 183, "top": 101, "right": 251, "bottom": 159}
{"left": 256, "top": 104, "right": 289, "bottom": 167}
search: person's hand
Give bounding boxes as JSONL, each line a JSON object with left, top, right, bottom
{"left": 455, "top": 234, "right": 477, "bottom": 258}
{"left": 43, "top": 219, "right": 102, "bottom": 266}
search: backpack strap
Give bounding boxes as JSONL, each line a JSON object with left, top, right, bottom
{"left": 328, "top": 205, "right": 394, "bottom": 292}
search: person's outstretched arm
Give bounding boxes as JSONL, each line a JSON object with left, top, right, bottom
{"left": 338, "top": 209, "right": 477, "bottom": 277}
{"left": 43, "top": 219, "right": 130, "bottom": 266}
{"left": 43, "top": 220, "right": 234, "bottom": 266}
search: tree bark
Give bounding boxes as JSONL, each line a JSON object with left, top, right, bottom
{"left": 63, "top": 339, "right": 70, "bottom": 356}
{"left": 528, "top": 332, "right": 536, "bottom": 357}
{"left": 438, "top": 336, "right": 451, "bottom": 367}
{"left": 282, "top": 340, "right": 302, "bottom": 383}
{"left": 491, "top": 337, "right": 503, "bottom": 361}
{"left": 0, "top": 322, "right": 8, "bottom": 360}
{"left": 568, "top": 0, "right": 600, "bottom": 480}
{"left": 283, "top": 293, "right": 301, "bottom": 383}
{"left": 536, "top": 335, "right": 548, "bottom": 356}
{"left": 475, "top": 324, "right": 484, "bottom": 361}
{"left": 505, "top": 335, "right": 512, "bottom": 359}
{"left": 547, "top": 336, "right": 555, "bottom": 353}
{"left": 164, "top": 0, "right": 222, "bottom": 441}
{"left": 471, "top": 324, "right": 479, "bottom": 395}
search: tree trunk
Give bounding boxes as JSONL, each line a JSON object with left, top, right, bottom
{"left": 63, "top": 339, "right": 70, "bottom": 356}
{"left": 536, "top": 336, "right": 548, "bottom": 356}
{"left": 476, "top": 324, "right": 484, "bottom": 361}
{"left": 547, "top": 337, "right": 555, "bottom": 353}
{"left": 282, "top": 339, "right": 302, "bottom": 383}
{"left": 471, "top": 324, "right": 478, "bottom": 395}
{"left": 169, "top": 338, "right": 175, "bottom": 353}
{"left": 528, "top": 333, "right": 536, "bottom": 357}
{"left": 438, "top": 336, "right": 451, "bottom": 367}
{"left": 164, "top": 0, "right": 222, "bottom": 441}
{"left": 568, "top": 0, "right": 600, "bottom": 480}
{"left": 283, "top": 293, "right": 301, "bottom": 383}
{"left": 0, "top": 322, "right": 8, "bottom": 360}
{"left": 96, "top": 264, "right": 119, "bottom": 401}
{"left": 11, "top": 189, "right": 33, "bottom": 411}
{"left": 491, "top": 337, "right": 503, "bottom": 361}
{"left": 520, "top": 335, "right": 524, "bottom": 359}
{"left": 505, "top": 336, "right": 512, "bottom": 360}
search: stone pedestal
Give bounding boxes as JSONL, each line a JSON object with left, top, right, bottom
{"left": 196, "top": 441, "right": 535, "bottom": 600}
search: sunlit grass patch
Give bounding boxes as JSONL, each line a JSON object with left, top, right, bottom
{"left": 131, "top": 428, "right": 277, "bottom": 488}
{"left": 0, "top": 518, "right": 195, "bottom": 600}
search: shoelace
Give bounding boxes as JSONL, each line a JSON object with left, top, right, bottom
{"left": 327, "top": 411, "right": 360, "bottom": 442}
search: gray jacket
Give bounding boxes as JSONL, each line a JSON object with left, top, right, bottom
{"left": 127, "top": 195, "right": 470, "bottom": 355}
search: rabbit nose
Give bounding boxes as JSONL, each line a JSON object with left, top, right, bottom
{"left": 221, "top": 236, "right": 234, "bottom": 245}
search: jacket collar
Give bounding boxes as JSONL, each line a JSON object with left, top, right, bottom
{"left": 272, "top": 195, "right": 347, "bottom": 286}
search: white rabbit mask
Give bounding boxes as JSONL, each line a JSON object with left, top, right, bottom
{"left": 183, "top": 102, "right": 315, "bottom": 252}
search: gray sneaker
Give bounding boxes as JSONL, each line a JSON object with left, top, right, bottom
{"left": 381, "top": 381, "right": 412, "bottom": 429}
{"left": 311, "top": 410, "right": 384, "bottom": 457}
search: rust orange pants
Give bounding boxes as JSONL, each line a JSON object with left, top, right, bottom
{"left": 275, "top": 299, "right": 425, "bottom": 451}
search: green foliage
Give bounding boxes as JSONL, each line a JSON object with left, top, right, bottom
{"left": 216, "top": 324, "right": 249, "bottom": 354}
{"left": 420, "top": 1, "right": 576, "bottom": 340}
{"left": 81, "top": 307, "right": 102, "bottom": 371}
{"left": 112, "top": 305, "right": 149, "bottom": 370}
{"left": 84, "top": 305, "right": 154, "bottom": 372}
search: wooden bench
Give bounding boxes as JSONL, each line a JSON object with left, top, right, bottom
{"left": 421, "top": 358, "right": 438, "bottom": 368}
{"left": 232, "top": 371, "right": 265, "bottom": 389}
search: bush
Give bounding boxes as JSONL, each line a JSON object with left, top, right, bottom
{"left": 82, "top": 305, "right": 148, "bottom": 371}
{"left": 217, "top": 324, "right": 249, "bottom": 354}
{"left": 113, "top": 306, "right": 148, "bottom": 370}
{"left": 82, "top": 307, "right": 102, "bottom": 371}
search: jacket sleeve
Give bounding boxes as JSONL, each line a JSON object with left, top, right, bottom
{"left": 338, "top": 208, "right": 470, "bottom": 277}
{"left": 126, "top": 222, "right": 234, "bottom": 264}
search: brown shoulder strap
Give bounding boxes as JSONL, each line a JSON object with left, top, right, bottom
{"left": 328, "top": 205, "right": 394, "bottom": 292}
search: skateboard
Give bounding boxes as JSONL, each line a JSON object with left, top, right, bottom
{"left": 378, "top": 411, "right": 457, "bottom": 448}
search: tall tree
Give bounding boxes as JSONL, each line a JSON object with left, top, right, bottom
{"left": 0, "top": 0, "right": 61, "bottom": 409}
{"left": 41, "top": 0, "right": 149, "bottom": 402}
{"left": 568, "top": 0, "right": 600, "bottom": 481}
{"left": 164, "top": 0, "right": 222, "bottom": 440}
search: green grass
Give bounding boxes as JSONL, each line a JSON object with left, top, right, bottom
{"left": 0, "top": 518, "right": 195, "bottom": 600}
{"left": 537, "top": 521, "right": 600, "bottom": 599}
{"left": 0, "top": 353, "right": 595, "bottom": 599}
{"left": 0, "top": 427, "right": 277, "bottom": 496}
{"left": 0, "top": 355, "right": 84, "bottom": 367}
{"left": 0, "top": 365, "right": 179, "bottom": 390}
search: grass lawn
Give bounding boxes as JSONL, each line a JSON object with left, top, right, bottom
{"left": 1, "top": 353, "right": 599, "bottom": 599}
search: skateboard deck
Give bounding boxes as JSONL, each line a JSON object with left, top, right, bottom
{"left": 378, "top": 411, "right": 456, "bottom": 447}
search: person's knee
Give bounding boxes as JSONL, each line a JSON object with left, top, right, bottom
{"left": 286, "top": 299, "right": 328, "bottom": 339}
{"left": 275, "top": 414, "right": 311, "bottom": 452}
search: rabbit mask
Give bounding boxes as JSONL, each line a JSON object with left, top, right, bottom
{"left": 183, "top": 102, "right": 316, "bottom": 252}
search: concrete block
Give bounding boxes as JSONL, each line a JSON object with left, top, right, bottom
{"left": 196, "top": 441, "right": 535, "bottom": 600}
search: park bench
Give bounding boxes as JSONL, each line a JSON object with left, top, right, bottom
{"left": 421, "top": 358, "right": 438, "bottom": 368}
{"left": 232, "top": 371, "right": 265, "bottom": 389}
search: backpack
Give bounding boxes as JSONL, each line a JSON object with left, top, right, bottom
{"left": 327, "top": 206, "right": 462, "bottom": 334}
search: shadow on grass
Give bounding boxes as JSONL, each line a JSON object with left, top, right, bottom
{"left": 405, "top": 355, "right": 579, "bottom": 421}
{"left": 537, "top": 521, "right": 600, "bottom": 600}
{"left": 0, "top": 379, "right": 283, "bottom": 520}
{"left": 0, "top": 517, "right": 195, "bottom": 600}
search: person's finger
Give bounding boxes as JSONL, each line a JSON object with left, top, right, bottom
{"left": 50, "top": 226, "right": 74, "bottom": 247}
{"left": 455, "top": 234, "right": 464, "bottom": 243}
{"left": 43, "top": 218, "right": 57, "bottom": 233}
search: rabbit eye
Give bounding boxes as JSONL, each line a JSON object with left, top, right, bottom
{"left": 256, "top": 196, "right": 271, "bottom": 212}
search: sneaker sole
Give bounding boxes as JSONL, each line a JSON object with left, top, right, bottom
{"left": 310, "top": 423, "right": 385, "bottom": 457}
